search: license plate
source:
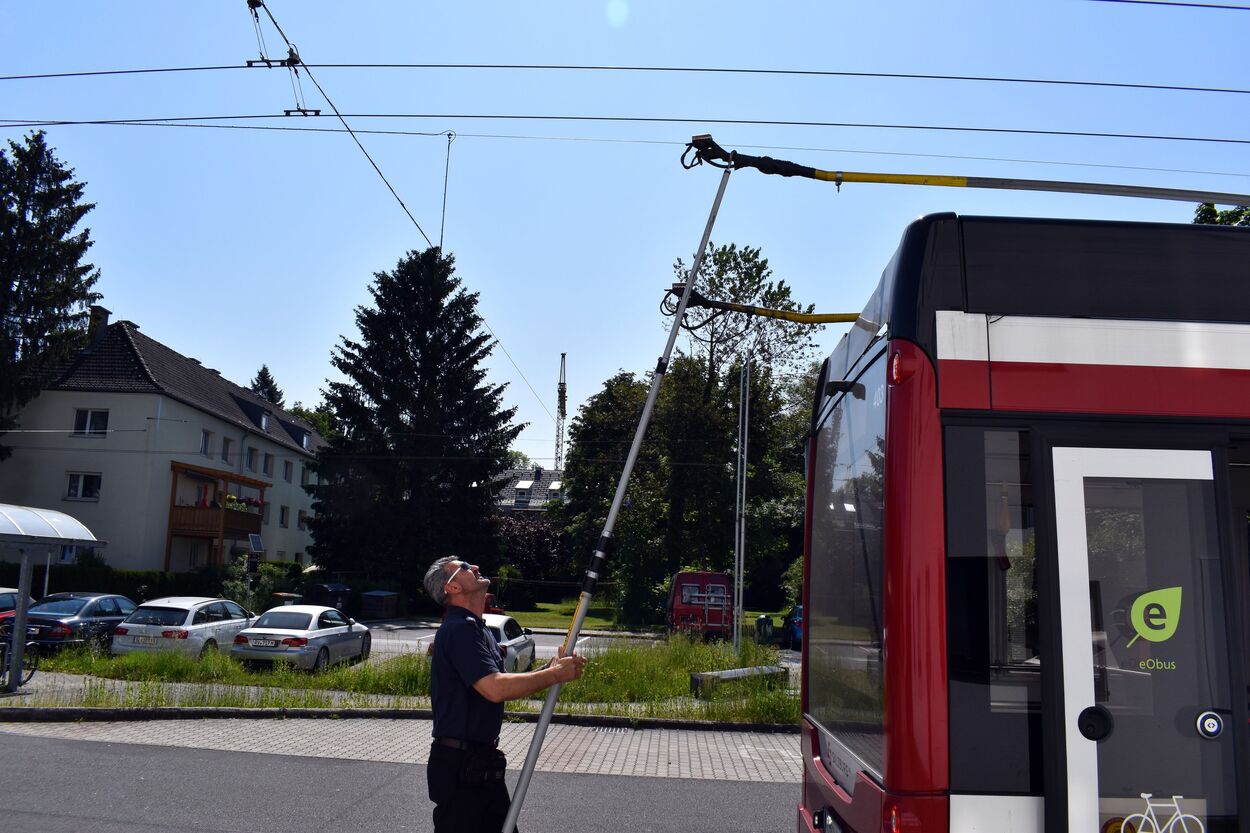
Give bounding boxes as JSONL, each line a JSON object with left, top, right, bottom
{"left": 250, "top": 639, "right": 277, "bottom": 647}
{"left": 134, "top": 636, "right": 159, "bottom": 646}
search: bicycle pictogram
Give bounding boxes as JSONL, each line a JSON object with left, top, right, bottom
{"left": 1122, "top": 794, "right": 1204, "bottom": 833}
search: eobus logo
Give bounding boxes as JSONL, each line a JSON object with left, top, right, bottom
{"left": 1127, "top": 586, "right": 1182, "bottom": 647}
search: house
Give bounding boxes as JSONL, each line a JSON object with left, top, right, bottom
{"left": 495, "top": 466, "right": 563, "bottom": 513}
{"left": 0, "top": 307, "right": 324, "bottom": 572}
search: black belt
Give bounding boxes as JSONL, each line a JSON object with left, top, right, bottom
{"left": 434, "top": 736, "right": 498, "bottom": 750}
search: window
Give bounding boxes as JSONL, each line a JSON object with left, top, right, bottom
{"left": 263, "top": 453, "right": 274, "bottom": 476}
{"left": 276, "top": 550, "right": 286, "bottom": 561}
{"left": 66, "top": 472, "right": 102, "bottom": 501}
{"left": 192, "top": 607, "right": 210, "bottom": 626}
{"left": 224, "top": 601, "right": 248, "bottom": 620}
{"left": 58, "top": 545, "right": 75, "bottom": 564}
{"left": 301, "top": 466, "right": 309, "bottom": 487}
{"left": 200, "top": 430, "right": 213, "bottom": 456}
{"left": 806, "top": 353, "right": 887, "bottom": 780}
{"left": 73, "top": 408, "right": 109, "bottom": 436}
{"left": 283, "top": 460, "right": 293, "bottom": 482}
{"left": 297, "top": 509, "right": 308, "bottom": 530}
{"left": 294, "top": 551, "right": 304, "bottom": 564}
{"left": 189, "top": 542, "right": 203, "bottom": 569}
{"left": 301, "top": 432, "right": 310, "bottom": 450}
{"left": 279, "top": 506, "right": 290, "bottom": 528}
{"left": 207, "top": 602, "right": 229, "bottom": 622}
{"left": 221, "top": 437, "right": 232, "bottom": 463}
{"left": 261, "top": 413, "right": 270, "bottom": 431}
{"left": 262, "top": 502, "right": 271, "bottom": 525}
{"left": 245, "top": 448, "right": 257, "bottom": 471}
{"left": 94, "top": 597, "right": 120, "bottom": 616}
{"left": 945, "top": 427, "right": 1041, "bottom": 794}
{"left": 319, "top": 610, "right": 347, "bottom": 628}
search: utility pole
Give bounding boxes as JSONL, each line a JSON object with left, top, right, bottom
{"left": 555, "top": 353, "right": 567, "bottom": 470}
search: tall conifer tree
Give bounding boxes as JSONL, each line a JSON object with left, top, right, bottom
{"left": 249, "top": 364, "right": 285, "bottom": 407}
{"left": 308, "top": 248, "right": 522, "bottom": 587}
{"left": 0, "top": 132, "right": 101, "bottom": 460}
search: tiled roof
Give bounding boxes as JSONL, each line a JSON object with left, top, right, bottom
{"left": 495, "top": 467, "right": 564, "bottom": 510}
{"left": 46, "top": 321, "right": 324, "bottom": 456}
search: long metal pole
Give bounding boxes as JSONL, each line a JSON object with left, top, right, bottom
{"left": 5, "top": 550, "right": 32, "bottom": 693}
{"left": 736, "top": 358, "right": 749, "bottom": 650}
{"left": 503, "top": 163, "right": 734, "bottom": 832}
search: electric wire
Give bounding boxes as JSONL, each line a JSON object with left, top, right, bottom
{"left": 1088, "top": 0, "right": 1250, "bottom": 9}
{"left": 2, "top": 116, "right": 1242, "bottom": 180}
{"left": 440, "top": 131, "right": 455, "bottom": 250}
{"left": 4, "top": 62, "right": 1250, "bottom": 98}
{"left": 481, "top": 320, "right": 557, "bottom": 425}
{"left": 4, "top": 112, "right": 1249, "bottom": 147}
{"left": 248, "top": 2, "right": 434, "bottom": 247}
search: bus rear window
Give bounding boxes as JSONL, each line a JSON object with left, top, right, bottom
{"left": 806, "top": 355, "right": 886, "bottom": 779}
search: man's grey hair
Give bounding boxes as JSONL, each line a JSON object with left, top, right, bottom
{"left": 423, "top": 556, "right": 460, "bottom": 606}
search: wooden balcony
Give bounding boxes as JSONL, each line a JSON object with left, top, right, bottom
{"left": 168, "top": 506, "right": 262, "bottom": 539}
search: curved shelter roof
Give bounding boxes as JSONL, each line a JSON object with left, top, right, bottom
{"left": 0, "top": 504, "right": 102, "bottom": 549}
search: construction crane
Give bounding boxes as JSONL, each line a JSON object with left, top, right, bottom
{"left": 555, "top": 353, "right": 567, "bottom": 470}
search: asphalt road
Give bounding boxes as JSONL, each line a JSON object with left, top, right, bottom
{"left": 0, "top": 732, "right": 799, "bottom": 833}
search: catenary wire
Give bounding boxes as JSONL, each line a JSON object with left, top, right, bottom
{"left": 1, "top": 116, "right": 1242, "bottom": 179}
{"left": 4, "top": 112, "right": 1250, "bottom": 146}
{"left": 4, "top": 62, "right": 1250, "bottom": 97}
{"left": 248, "top": 2, "right": 434, "bottom": 248}
{"left": 1087, "top": 0, "right": 1250, "bottom": 9}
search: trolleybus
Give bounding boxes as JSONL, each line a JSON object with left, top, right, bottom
{"left": 798, "top": 213, "right": 1250, "bottom": 833}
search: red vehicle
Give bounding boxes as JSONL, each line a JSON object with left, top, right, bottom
{"left": 666, "top": 571, "right": 733, "bottom": 638}
{"left": 799, "top": 214, "right": 1250, "bottom": 833}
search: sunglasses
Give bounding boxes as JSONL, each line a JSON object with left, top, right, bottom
{"left": 444, "top": 560, "right": 471, "bottom": 587}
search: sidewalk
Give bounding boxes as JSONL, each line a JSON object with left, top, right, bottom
{"left": 0, "top": 715, "right": 802, "bottom": 782}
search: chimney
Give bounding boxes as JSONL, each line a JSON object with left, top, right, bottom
{"left": 87, "top": 305, "right": 111, "bottom": 349}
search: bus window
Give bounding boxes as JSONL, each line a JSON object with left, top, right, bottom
{"left": 945, "top": 427, "right": 1042, "bottom": 794}
{"left": 807, "top": 354, "right": 886, "bottom": 781}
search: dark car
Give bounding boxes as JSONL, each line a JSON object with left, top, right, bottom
{"left": 782, "top": 605, "right": 803, "bottom": 651}
{"left": 23, "top": 592, "right": 137, "bottom": 651}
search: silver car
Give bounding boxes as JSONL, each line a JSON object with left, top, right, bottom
{"left": 112, "top": 597, "right": 255, "bottom": 658}
{"left": 230, "top": 605, "right": 371, "bottom": 671}
{"left": 483, "top": 613, "right": 536, "bottom": 673}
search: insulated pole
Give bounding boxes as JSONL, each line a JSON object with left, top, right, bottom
{"left": 734, "top": 357, "right": 749, "bottom": 651}
{"left": 503, "top": 162, "right": 734, "bottom": 833}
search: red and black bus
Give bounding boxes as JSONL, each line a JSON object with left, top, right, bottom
{"left": 798, "top": 213, "right": 1250, "bottom": 833}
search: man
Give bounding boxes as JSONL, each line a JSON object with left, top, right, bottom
{"left": 423, "top": 556, "right": 588, "bottom": 833}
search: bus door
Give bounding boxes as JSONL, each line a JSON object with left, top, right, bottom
{"left": 1049, "top": 446, "right": 1243, "bottom": 832}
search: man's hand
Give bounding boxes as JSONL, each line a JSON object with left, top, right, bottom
{"left": 545, "top": 646, "right": 588, "bottom": 684}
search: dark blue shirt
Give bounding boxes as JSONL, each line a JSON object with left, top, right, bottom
{"left": 430, "top": 605, "right": 504, "bottom": 743}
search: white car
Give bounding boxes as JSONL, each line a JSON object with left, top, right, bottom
{"left": 230, "top": 605, "right": 371, "bottom": 671}
{"left": 483, "top": 613, "right": 536, "bottom": 673}
{"left": 112, "top": 597, "right": 255, "bottom": 658}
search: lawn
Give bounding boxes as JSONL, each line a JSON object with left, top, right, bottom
{"left": 509, "top": 598, "right": 620, "bottom": 631}
{"left": 37, "top": 633, "right": 798, "bottom": 724}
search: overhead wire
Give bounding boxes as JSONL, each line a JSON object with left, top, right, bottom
{"left": 2, "top": 117, "right": 1246, "bottom": 181}
{"left": 247, "top": 1, "right": 434, "bottom": 247}
{"left": 4, "top": 62, "right": 1250, "bottom": 97}
{"left": 4, "top": 111, "right": 1249, "bottom": 146}
{"left": 1087, "top": 0, "right": 1250, "bottom": 8}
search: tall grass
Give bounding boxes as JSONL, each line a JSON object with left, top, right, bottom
{"left": 34, "top": 635, "right": 796, "bottom": 724}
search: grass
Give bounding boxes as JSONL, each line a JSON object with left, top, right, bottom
{"left": 510, "top": 599, "right": 619, "bottom": 630}
{"left": 34, "top": 634, "right": 797, "bottom": 724}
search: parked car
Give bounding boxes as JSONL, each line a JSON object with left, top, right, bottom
{"left": 0, "top": 587, "right": 35, "bottom": 619}
{"left": 111, "top": 597, "right": 255, "bottom": 658}
{"left": 230, "top": 605, "right": 371, "bottom": 670}
{"left": 483, "top": 613, "right": 536, "bottom": 673}
{"left": 23, "top": 592, "right": 136, "bottom": 651}
{"left": 782, "top": 604, "right": 803, "bottom": 650}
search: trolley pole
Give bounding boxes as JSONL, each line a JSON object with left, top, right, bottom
{"left": 502, "top": 162, "right": 735, "bottom": 833}
{"left": 733, "top": 356, "right": 749, "bottom": 652}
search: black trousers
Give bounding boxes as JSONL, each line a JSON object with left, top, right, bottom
{"left": 427, "top": 743, "right": 519, "bottom": 833}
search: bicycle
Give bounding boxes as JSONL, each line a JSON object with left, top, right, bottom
{"left": 0, "top": 625, "right": 39, "bottom": 689}
{"left": 1122, "top": 793, "right": 1205, "bottom": 833}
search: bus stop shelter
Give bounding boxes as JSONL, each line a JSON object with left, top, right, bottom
{"left": 0, "top": 504, "right": 103, "bottom": 693}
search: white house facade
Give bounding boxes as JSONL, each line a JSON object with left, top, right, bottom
{"left": 0, "top": 310, "right": 323, "bottom": 572}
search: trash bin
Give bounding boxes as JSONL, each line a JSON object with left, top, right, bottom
{"left": 304, "top": 582, "right": 352, "bottom": 612}
{"left": 271, "top": 592, "right": 302, "bottom": 607}
{"left": 359, "top": 590, "right": 398, "bottom": 619}
{"left": 754, "top": 614, "right": 775, "bottom": 644}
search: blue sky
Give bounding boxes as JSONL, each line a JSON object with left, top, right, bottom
{"left": 3, "top": 1, "right": 1247, "bottom": 465}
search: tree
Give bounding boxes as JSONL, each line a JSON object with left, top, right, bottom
{"left": 289, "top": 400, "right": 337, "bottom": 440}
{"left": 0, "top": 131, "right": 101, "bottom": 461}
{"left": 1194, "top": 203, "right": 1250, "bottom": 226}
{"left": 671, "top": 242, "right": 821, "bottom": 397}
{"left": 505, "top": 449, "right": 534, "bottom": 469}
{"left": 250, "top": 364, "right": 285, "bottom": 407}
{"left": 308, "top": 248, "right": 522, "bottom": 591}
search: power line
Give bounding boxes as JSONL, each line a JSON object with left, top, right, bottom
{"left": 247, "top": 2, "right": 434, "bottom": 247}
{"left": 3, "top": 62, "right": 1250, "bottom": 97}
{"left": 1088, "top": 0, "right": 1250, "bottom": 8}
{"left": 2, "top": 116, "right": 1243, "bottom": 179}
{"left": 4, "top": 111, "right": 1249, "bottom": 146}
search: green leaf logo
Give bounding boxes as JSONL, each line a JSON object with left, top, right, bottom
{"left": 1128, "top": 586, "right": 1182, "bottom": 647}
